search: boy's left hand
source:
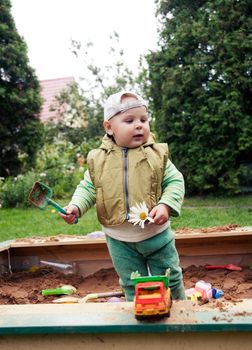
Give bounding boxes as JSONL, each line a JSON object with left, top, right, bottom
{"left": 149, "top": 204, "right": 170, "bottom": 225}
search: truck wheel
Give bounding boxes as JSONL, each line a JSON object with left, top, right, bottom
{"left": 163, "top": 311, "right": 170, "bottom": 317}
{"left": 135, "top": 315, "right": 145, "bottom": 321}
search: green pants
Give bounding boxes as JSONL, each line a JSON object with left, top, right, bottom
{"left": 106, "top": 228, "right": 185, "bottom": 301}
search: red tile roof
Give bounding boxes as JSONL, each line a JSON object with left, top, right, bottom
{"left": 40, "top": 77, "right": 75, "bottom": 123}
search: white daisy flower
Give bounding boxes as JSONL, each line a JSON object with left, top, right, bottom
{"left": 128, "top": 202, "right": 154, "bottom": 229}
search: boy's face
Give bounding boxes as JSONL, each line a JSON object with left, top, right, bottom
{"left": 103, "top": 97, "right": 150, "bottom": 148}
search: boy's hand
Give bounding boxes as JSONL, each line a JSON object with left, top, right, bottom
{"left": 149, "top": 204, "right": 170, "bottom": 225}
{"left": 59, "top": 205, "right": 79, "bottom": 224}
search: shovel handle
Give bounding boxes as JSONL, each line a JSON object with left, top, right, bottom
{"left": 93, "top": 291, "right": 124, "bottom": 298}
{"left": 49, "top": 199, "right": 78, "bottom": 224}
{"left": 81, "top": 291, "right": 124, "bottom": 303}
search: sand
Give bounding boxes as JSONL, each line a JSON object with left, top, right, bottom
{"left": 1, "top": 225, "right": 251, "bottom": 305}
{"left": 0, "top": 264, "right": 251, "bottom": 305}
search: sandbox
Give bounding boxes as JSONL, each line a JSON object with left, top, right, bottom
{"left": 0, "top": 226, "right": 252, "bottom": 349}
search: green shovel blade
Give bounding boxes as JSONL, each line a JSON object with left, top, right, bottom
{"left": 29, "top": 181, "right": 78, "bottom": 223}
{"left": 42, "top": 284, "right": 77, "bottom": 296}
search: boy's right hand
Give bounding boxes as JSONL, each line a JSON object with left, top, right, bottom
{"left": 59, "top": 205, "right": 80, "bottom": 224}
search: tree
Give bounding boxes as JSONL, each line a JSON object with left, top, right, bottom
{"left": 0, "top": 0, "right": 44, "bottom": 177}
{"left": 146, "top": 0, "right": 252, "bottom": 194}
{"left": 70, "top": 32, "right": 144, "bottom": 141}
{"left": 46, "top": 81, "right": 89, "bottom": 145}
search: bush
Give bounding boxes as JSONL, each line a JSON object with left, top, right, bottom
{"left": 34, "top": 139, "right": 87, "bottom": 199}
{"left": 0, "top": 131, "right": 104, "bottom": 208}
{"left": 0, "top": 166, "right": 85, "bottom": 208}
{"left": 0, "top": 172, "right": 38, "bottom": 208}
{"left": 0, "top": 139, "right": 89, "bottom": 207}
{"left": 44, "top": 166, "right": 85, "bottom": 199}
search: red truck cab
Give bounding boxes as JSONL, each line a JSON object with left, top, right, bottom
{"left": 131, "top": 269, "right": 172, "bottom": 320}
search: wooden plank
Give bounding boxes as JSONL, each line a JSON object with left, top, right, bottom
{"left": 1, "top": 229, "right": 252, "bottom": 274}
{"left": 9, "top": 237, "right": 107, "bottom": 248}
{"left": 0, "top": 332, "right": 252, "bottom": 350}
{"left": 176, "top": 234, "right": 252, "bottom": 256}
{"left": 175, "top": 228, "right": 252, "bottom": 239}
{"left": 0, "top": 299, "right": 252, "bottom": 335}
{"left": 8, "top": 230, "right": 252, "bottom": 261}
{"left": 9, "top": 242, "right": 111, "bottom": 261}
{"left": 7, "top": 228, "right": 252, "bottom": 248}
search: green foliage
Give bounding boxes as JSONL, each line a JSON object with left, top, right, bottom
{"left": 0, "top": 171, "right": 38, "bottom": 208}
{"left": 47, "top": 81, "right": 97, "bottom": 145}
{"left": 32, "top": 140, "right": 85, "bottom": 199}
{"left": 0, "top": 138, "right": 88, "bottom": 208}
{"left": 50, "top": 82, "right": 87, "bottom": 128}
{"left": 145, "top": 0, "right": 252, "bottom": 194}
{"left": 0, "top": 0, "right": 44, "bottom": 177}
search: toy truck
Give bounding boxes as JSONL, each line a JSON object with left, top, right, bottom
{"left": 131, "top": 269, "right": 172, "bottom": 320}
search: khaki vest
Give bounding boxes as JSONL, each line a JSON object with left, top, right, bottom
{"left": 87, "top": 134, "right": 168, "bottom": 226}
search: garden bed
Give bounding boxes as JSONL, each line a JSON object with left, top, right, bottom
{"left": 1, "top": 227, "right": 252, "bottom": 350}
{"left": 0, "top": 225, "right": 252, "bottom": 305}
{"left": 0, "top": 264, "right": 252, "bottom": 305}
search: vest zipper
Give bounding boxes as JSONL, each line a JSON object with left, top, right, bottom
{"left": 122, "top": 148, "right": 130, "bottom": 219}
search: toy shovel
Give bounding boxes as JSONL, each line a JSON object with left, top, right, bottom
{"left": 28, "top": 181, "right": 78, "bottom": 223}
{"left": 205, "top": 264, "right": 242, "bottom": 271}
{"left": 53, "top": 291, "right": 124, "bottom": 303}
{"left": 42, "top": 284, "right": 77, "bottom": 296}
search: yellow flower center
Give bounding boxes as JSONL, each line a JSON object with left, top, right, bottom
{"left": 139, "top": 212, "right": 147, "bottom": 220}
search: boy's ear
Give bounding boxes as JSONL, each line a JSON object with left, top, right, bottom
{"left": 103, "top": 120, "right": 113, "bottom": 135}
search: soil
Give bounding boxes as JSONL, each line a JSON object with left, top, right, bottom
{"left": 0, "top": 264, "right": 252, "bottom": 305}
{"left": 1, "top": 225, "right": 251, "bottom": 305}
{"left": 175, "top": 224, "right": 242, "bottom": 234}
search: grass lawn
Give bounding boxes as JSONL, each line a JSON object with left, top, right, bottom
{"left": 0, "top": 195, "right": 251, "bottom": 241}
{"left": 0, "top": 205, "right": 101, "bottom": 241}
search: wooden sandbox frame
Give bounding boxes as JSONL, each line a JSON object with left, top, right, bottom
{"left": 0, "top": 227, "right": 252, "bottom": 349}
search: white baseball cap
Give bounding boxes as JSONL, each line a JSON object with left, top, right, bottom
{"left": 104, "top": 90, "right": 148, "bottom": 121}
